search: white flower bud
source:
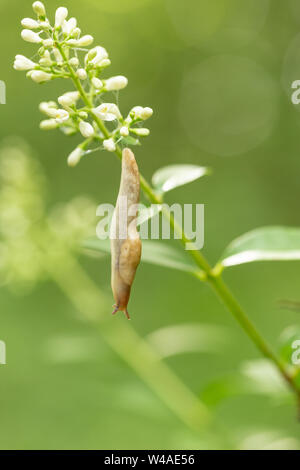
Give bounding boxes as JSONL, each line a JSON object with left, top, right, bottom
{"left": 40, "top": 119, "right": 58, "bottom": 130}
{"left": 79, "top": 121, "right": 95, "bottom": 138}
{"left": 55, "top": 109, "right": 70, "bottom": 123}
{"left": 14, "top": 55, "right": 37, "bottom": 71}
{"left": 131, "top": 128, "right": 150, "bottom": 136}
{"left": 103, "top": 138, "right": 116, "bottom": 152}
{"left": 32, "top": 1, "right": 46, "bottom": 17}
{"left": 29, "top": 70, "right": 52, "bottom": 83}
{"left": 68, "top": 147, "right": 84, "bottom": 167}
{"left": 91, "top": 77, "right": 103, "bottom": 89}
{"left": 39, "top": 101, "right": 58, "bottom": 117}
{"left": 124, "top": 116, "right": 132, "bottom": 125}
{"left": 21, "top": 29, "right": 42, "bottom": 43}
{"left": 77, "top": 35, "right": 94, "bottom": 46}
{"left": 76, "top": 68, "right": 87, "bottom": 80}
{"left": 130, "top": 106, "right": 143, "bottom": 119}
{"left": 130, "top": 106, "right": 153, "bottom": 120}
{"left": 58, "top": 91, "right": 80, "bottom": 108}
{"left": 85, "top": 46, "right": 108, "bottom": 66}
{"left": 120, "top": 126, "right": 129, "bottom": 137}
{"left": 39, "top": 50, "right": 52, "bottom": 66}
{"left": 39, "top": 20, "right": 50, "bottom": 29}
{"left": 140, "top": 107, "right": 153, "bottom": 120}
{"left": 43, "top": 38, "right": 54, "bottom": 47}
{"left": 62, "top": 17, "right": 77, "bottom": 35}
{"left": 78, "top": 111, "right": 88, "bottom": 119}
{"left": 105, "top": 75, "right": 128, "bottom": 91}
{"left": 21, "top": 18, "right": 40, "bottom": 29}
{"left": 93, "top": 103, "right": 121, "bottom": 121}
{"left": 66, "top": 39, "right": 78, "bottom": 46}
{"left": 69, "top": 57, "right": 79, "bottom": 67}
{"left": 99, "top": 58, "right": 111, "bottom": 68}
{"left": 72, "top": 27, "right": 81, "bottom": 38}
{"left": 53, "top": 48, "right": 63, "bottom": 65}
{"left": 55, "top": 7, "right": 68, "bottom": 28}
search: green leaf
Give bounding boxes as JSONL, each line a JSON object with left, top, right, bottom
{"left": 152, "top": 164, "right": 209, "bottom": 193}
{"left": 201, "top": 359, "right": 291, "bottom": 409}
{"left": 83, "top": 238, "right": 196, "bottom": 273}
{"left": 121, "top": 136, "right": 140, "bottom": 146}
{"left": 146, "top": 324, "right": 229, "bottom": 358}
{"left": 238, "top": 431, "right": 300, "bottom": 450}
{"left": 220, "top": 226, "right": 300, "bottom": 268}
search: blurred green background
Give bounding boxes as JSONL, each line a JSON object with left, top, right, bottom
{"left": 1, "top": 0, "right": 300, "bottom": 449}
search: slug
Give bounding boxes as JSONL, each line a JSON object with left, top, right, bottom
{"left": 110, "top": 148, "right": 142, "bottom": 319}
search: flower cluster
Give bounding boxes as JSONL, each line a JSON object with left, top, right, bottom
{"left": 14, "top": 2, "right": 153, "bottom": 166}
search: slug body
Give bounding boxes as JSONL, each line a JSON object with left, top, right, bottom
{"left": 110, "top": 148, "right": 142, "bottom": 319}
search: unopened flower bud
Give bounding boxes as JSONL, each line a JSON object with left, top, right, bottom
{"left": 62, "top": 17, "right": 77, "bottom": 35}
{"left": 21, "top": 29, "right": 42, "bottom": 43}
{"left": 39, "top": 20, "right": 50, "bottom": 29}
{"left": 79, "top": 121, "right": 95, "bottom": 138}
{"left": 85, "top": 46, "right": 108, "bottom": 67}
{"left": 120, "top": 126, "right": 129, "bottom": 137}
{"left": 76, "top": 68, "right": 87, "bottom": 80}
{"left": 69, "top": 57, "right": 79, "bottom": 67}
{"left": 39, "top": 101, "right": 58, "bottom": 117}
{"left": 103, "top": 138, "right": 116, "bottom": 152}
{"left": 99, "top": 58, "right": 111, "bottom": 68}
{"left": 91, "top": 77, "right": 103, "bottom": 89}
{"left": 40, "top": 119, "right": 59, "bottom": 130}
{"left": 14, "top": 55, "right": 37, "bottom": 71}
{"left": 105, "top": 75, "right": 128, "bottom": 91}
{"left": 77, "top": 35, "right": 94, "bottom": 46}
{"left": 43, "top": 38, "right": 54, "bottom": 47}
{"left": 58, "top": 91, "right": 80, "bottom": 108}
{"left": 72, "top": 27, "right": 81, "bottom": 38}
{"left": 53, "top": 48, "right": 63, "bottom": 65}
{"left": 32, "top": 1, "right": 46, "bottom": 17}
{"left": 131, "top": 128, "right": 150, "bottom": 136}
{"left": 39, "top": 50, "right": 52, "bottom": 66}
{"left": 78, "top": 111, "right": 88, "bottom": 119}
{"left": 21, "top": 18, "right": 40, "bottom": 29}
{"left": 130, "top": 106, "right": 143, "bottom": 119}
{"left": 68, "top": 147, "right": 84, "bottom": 167}
{"left": 130, "top": 106, "right": 153, "bottom": 120}
{"left": 140, "top": 107, "right": 153, "bottom": 120}
{"left": 29, "top": 70, "right": 52, "bottom": 83}
{"left": 55, "top": 7, "right": 68, "bottom": 28}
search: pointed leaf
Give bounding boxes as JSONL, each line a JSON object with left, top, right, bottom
{"left": 152, "top": 164, "right": 209, "bottom": 193}
{"left": 220, "top": 226, "right": 300, "bottom": 268}
{"left": 83, "top": 238, "right": 196, "bottom": 273}
{"left": 146, "top": 324, "right": 229, "bottom": 358}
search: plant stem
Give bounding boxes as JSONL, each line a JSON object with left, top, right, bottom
{"left": 44, "top": 250, "right": 211, "bottom": 433}
{"left": 60, "top": 43, "right": 300, "bottom": 400}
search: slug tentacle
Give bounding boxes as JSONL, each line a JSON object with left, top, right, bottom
{"left": 110, "top": 148, "right": 142, "bottom": 319}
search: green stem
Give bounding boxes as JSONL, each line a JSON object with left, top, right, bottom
{"left": 44, "top": 250, "right": 211, "bottom": 433}
{"left": 58, "top": 41, "right": 300, "bottom": 401}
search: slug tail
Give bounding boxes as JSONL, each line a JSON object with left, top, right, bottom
{"left": 125, "top": 309, "right": 130, "bottom": 320}
{"left": 112, "top": 305, "right": 119, "bottom": 315}
{"left": 111, "top": 304, "right": 131, "bottom": 320}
